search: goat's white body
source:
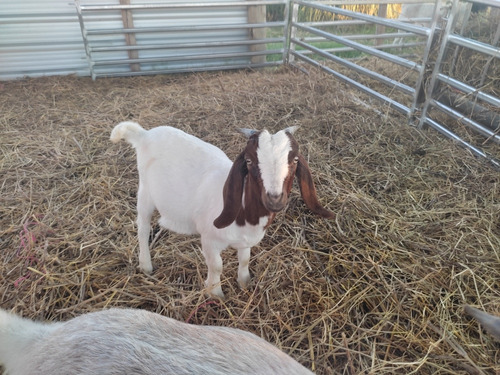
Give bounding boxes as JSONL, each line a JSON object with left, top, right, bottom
{"left": 111, "top": 122, "right": 271, "bottom": 297}
{"left": 134, "top": 125, "right": 230, "bottom": 236}
{"left": 0, "top": 308, "right": 314, "bottom": 375}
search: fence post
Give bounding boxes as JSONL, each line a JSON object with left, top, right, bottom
{"left": 282, "top": 0, "right": 290, "bottom": 63}
{"left": 418, "top": 0, "right": 461, "bottom": 129}
{"left": 409, "top": 0, "right": 442, "bottom": 127}
{"left": 248, "top": 1, "right": 267, "bottom": 64}
{"left": 120, "top": 0, "right": 140, "bottom": 72}
{"left": 287, "top": 1, "right": 299, "bottom": 65}
{"left": 376, "top": 4, "right": 387, "bottom": 46}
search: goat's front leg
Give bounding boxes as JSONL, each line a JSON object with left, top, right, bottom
{"left": 201, "top": 239, "right": 224, "bottom": 298}
{"left": 237, "top": 247, "right": 251, "bottom": 289}
{"left": 136, "top": 186, "right": 155, "bottom": 274}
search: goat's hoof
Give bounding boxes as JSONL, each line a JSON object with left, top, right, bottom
{"left": 238, "top": 275, "right": 251, "bottom": 290}
{"left": 205, "top": 282, "right": 225, "bottom": 299}
{"left": 139, "top": 263, "right": 153, "bottom": 275}
{"left": 209, "top": 290, "right": 225, "bottom": 300}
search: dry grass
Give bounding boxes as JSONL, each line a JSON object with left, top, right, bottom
{"left": 1, "top": 67, "right": 499, "bottom": 374}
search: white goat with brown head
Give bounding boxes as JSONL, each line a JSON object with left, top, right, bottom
{"left": 111, "top": 121, "right": 333, "bottom": 298}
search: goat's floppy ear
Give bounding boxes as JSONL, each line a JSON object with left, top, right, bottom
{"left": 213, "top": 152, "right": 247, "bottom": 228}
{"left": 295, "top": 154, "right": 334, "bottom": 219}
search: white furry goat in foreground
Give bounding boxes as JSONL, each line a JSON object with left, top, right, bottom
{"left": 111, "top": 122, "right": 333, "bottom": 298}
{"left": 0, "top": 308, "right": 314, "bottom": 375}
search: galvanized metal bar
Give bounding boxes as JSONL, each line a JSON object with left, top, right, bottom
{"left": 301, "top": 0, "right": 450, "bottom": 4}
{"left": 74, "top": 0, "right": 95, "bottom": 79}
{"left": 86, "top": 22, "right": 285, "bottom": 35}
{"left": 461, "top": 0, "right": 500, "bottom": 7}
{"left": 292, "top": 38, "right": 415, "bottom": 96}
{"left": 423, "top": 117, "right": 500, "bottom": 169}
{"left": 89, "top": 38, "right": 283, "bottom": 53}
{"left": 293, "top": 23, "right": 422, "bottom": 71}
{"left": 290, "top": 0, "right": 440, "bottom": 4}
{"left": 436, "top": 73, "right": 500, "bottom": 108}
{"left": 303, "top": 33, "right": 419, "bottom": 42}
{"left": 417, "top": 0, "right": 460, "bottom": 129}
{"left": 448, "top": 34, "right": 500, "bottom": 58}
{"left": 408, "top": 0, "right": 441, "bottom": 125}
{"left": 300, "top": 17, "right": 432, "bottom": 27}
{"left": 93, "top": 61, "right": 282, "bottom": 78}
{"left": 293, "top": 0, "right": 430, "bottom": 36}
{"left": 92, "top": 49, "right": 284, "bottom": 67}
{"left": 80, "top": 1, "right": 286, "bottom": 11}
{"left": 430, "top": 99, "right": 500, "bottom": 144}
{"left": 295, "top": 41, "right": 426, "bottom": 55}
{"left": 291, "top": 50, "right": 411, "bottom": 115}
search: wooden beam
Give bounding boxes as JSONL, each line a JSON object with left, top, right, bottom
{"left": 120, "top": 0, "right": 140, "bottom": 72}
{"left": 376, "top": 4, "right": 387, "bottom": 46}
{"left": 248, "top": 1, "right": 267, "bottom": 64}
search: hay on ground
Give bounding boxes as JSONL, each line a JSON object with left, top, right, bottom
{"left": 0, "top": 67, "right": 498, "bottom": 374}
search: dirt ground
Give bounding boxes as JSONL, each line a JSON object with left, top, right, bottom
{"left": 1, "top": 67, "right": 499, "bottom": 374}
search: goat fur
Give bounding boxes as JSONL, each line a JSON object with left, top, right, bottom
{"left": 111, "top": 121, "right": 333, "bottom": 297}
{"left": 464, "top": 305, "right": 500, "bottom": 341}
{"left": 0, "top": 308, "right": 314, "bottom": 375}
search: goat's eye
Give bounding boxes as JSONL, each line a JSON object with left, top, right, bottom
{"left": 246, "top": 159, "right": 252, "bottom": 165}
{"left": 293, "top": 156, "right": 299, "bottom": 164}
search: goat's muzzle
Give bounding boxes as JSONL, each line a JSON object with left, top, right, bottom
{"left": 263, "top": 192, "right": 287, "bottom": 212}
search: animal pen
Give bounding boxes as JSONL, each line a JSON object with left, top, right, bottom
{"left": 1, "top": 0, "right": 499, "bottom": 374}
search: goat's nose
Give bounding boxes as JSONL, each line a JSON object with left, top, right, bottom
{"left": 267, "top": 192, "right": 283, "bottom": 202}
{"left": 265, "top": 192, "right": 286, "bottom": 212}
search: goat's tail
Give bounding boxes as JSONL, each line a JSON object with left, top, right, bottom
{"left": 110, "top": 121, "right": 147, "bottom": 148}
{"left": 0, "top": 309, "right": 55, "bottom": 370}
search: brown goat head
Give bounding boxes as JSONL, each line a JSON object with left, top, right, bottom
{"left": 213, "top": 127, "right": 333, "bottom": 229}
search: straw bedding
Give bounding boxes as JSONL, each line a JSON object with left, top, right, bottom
{"left": 0, "top": 67, "right": 498, "bottom": 374}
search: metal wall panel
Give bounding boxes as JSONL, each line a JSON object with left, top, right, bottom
{"left": 0, "top": 0, "right": 256, "bottom": 80}
{"left": 0, "top": 0, "right": 90, "bottom": 79}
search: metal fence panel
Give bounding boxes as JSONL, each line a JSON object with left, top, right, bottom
{"left": 75, "top": 0, "right": 288, "bottom": 79}
{"left": 0, "top": 0, "right": 287, "bottom": 80}
{"left": 289, "top": 0, "right": 499, "bottom": 169}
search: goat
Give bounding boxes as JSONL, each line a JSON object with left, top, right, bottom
{"left": 111, "top": 121, "right": 333, "bottom": 298}
{"left": 0, "top": 307, "right": 314, "bottom": 375}
{"left": 464, "top": 305, "right": 500, "bottom": 341}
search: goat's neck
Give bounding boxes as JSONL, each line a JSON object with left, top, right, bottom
{"left": 236, "top": 176, "right": 275, "bottom": 227}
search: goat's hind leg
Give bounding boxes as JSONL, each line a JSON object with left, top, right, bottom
{"left": 136, "top": 185, "right": 155, "bottom": 274}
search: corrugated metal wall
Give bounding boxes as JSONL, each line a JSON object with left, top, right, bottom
{"left": 0, "top": 0, "right": 90, "bottom": 79}
{"left": 76, "top": 0, "right": 253, "bottom": 78}
{"left": 0, "top": 0, "right": 260, "bottom": 80}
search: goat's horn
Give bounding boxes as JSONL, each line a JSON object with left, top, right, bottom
{"left": 239, "top": 128, "right": 258, "bottom": 138}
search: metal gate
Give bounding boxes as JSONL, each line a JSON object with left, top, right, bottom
{"left": 288, "top": 0, "right": 500, "bottom": 168}
{"left": 75, "top": 0, "right": 289, "bottom": 79}
{"left": 71, "top": 0, "right": 500, "bottom": 167}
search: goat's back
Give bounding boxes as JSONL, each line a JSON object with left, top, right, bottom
{"left": 111, "top": 122, "right": 229, "bottom": 166}
{"left": 111, "top": 122, "right": 232, "bottom": 234}
{"left": 0, "top": 308, "right": 314, "bottom": 375}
